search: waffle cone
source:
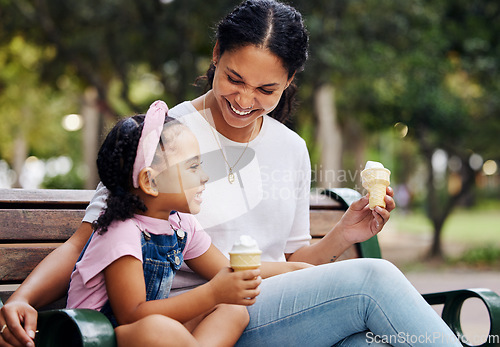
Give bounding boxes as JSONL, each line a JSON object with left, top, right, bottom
{"left": 229, "top": 252, "right": 261, "bottom": 271}
{"left": 361, "top": 168, "right": 391, "bottom": 210}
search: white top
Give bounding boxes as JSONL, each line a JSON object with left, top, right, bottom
{"left": 83, "top": 101, "right": 311, "bottom": 291}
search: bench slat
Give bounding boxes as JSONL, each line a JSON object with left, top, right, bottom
{"left": 0, "top": 246, "right": 59, "bottom": 282}
{"left": 0, "top": 189, "right": 94, "bottom": 204}
{"left": 0, "top": 209, "right": 85, "bottom": 242}
{"left": 309, "top": 210, "right": 344, "bottom": 237}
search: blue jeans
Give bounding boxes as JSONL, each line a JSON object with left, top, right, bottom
{"left": 237, "top": 259, "right": 461, "bottom": 347}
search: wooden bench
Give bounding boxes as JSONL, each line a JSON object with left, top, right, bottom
{"left": 1, "top": 188, "right": 499, "bottom": 346}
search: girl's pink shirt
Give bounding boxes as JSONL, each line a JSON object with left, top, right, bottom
{"left": 66, "top": 213, "right": 211, "bottom": 310}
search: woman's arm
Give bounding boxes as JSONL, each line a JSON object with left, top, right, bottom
{"left": 260, "top": 261, "right": 313, "bottom": 278}
{"left": 1, "top": 222, "right": 93, "bottom": 347}
{"left": 105, "top": 253, "right": 260, "bottom": 326}
{"left": 287, "top": 188, "right": 395, "bottom": 265}
{"left": 8, "top": 222, "right": 93, "bottom": 307}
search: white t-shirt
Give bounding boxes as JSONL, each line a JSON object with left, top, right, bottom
{"left": 83, "top": 101, "right": 311, "bottom": 290}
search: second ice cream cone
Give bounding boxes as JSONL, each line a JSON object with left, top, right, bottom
{"left": 361, "top": 164, "right": 391, "bottom": 210}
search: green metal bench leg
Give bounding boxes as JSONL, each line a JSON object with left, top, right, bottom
{"left": 36, "top": 309, "right": 116, "bottom": 347}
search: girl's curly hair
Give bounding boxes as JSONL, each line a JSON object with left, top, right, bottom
{"left": 93, "top": 114, "right": 180, "bottom": 234}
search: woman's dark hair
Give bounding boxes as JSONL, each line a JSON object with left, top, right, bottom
{"left": 93, "top": 115, "right": 180, "bottom": 234}
{"left": 198, "top": 0, "right": 309, "bottom": 123}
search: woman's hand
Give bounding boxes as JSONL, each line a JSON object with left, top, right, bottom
{"left": 0, "top": 301, "right": 37, "bottom": 347}
{"left": 207, "top": 267, "right": 261, "bottom": 306}
{"left": 338, "top": 186, "right": 396, "bottom": 245}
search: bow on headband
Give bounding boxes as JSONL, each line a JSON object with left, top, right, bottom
{"left": 132, "top": 100, "right": 168, "bottom": 188}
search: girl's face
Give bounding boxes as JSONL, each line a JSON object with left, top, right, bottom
{"left": 154, "top": 127, "right": 208, "bottom": 215}
{"left": 211, "top": 44, "right": 293, "bottom": 130}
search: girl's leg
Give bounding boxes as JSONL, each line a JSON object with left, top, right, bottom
{"left": 191, "top": 304, "right": 249, "bottom": 347}
{"left": 237, "top": 259, "right": 461, "bottom": 347}
{"left": 115, "top": 314, "right": 198, "bottom": 347}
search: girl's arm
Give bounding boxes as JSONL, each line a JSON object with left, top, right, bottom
{"left": 104, "top": 249, "right": 260, "bottom": 326}
{"left": 186, "top": 245, "right": 312, "bottom": 279}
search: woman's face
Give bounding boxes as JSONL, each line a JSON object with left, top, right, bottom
{"left": 211, "top": 44, "right": 292, "bottom": 129}
{"left": 154, "top": 127, "right": 209, "bottom": 214}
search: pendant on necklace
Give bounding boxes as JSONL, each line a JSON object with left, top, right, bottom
{"left": 228, "top": 169, "right": 235, "bottom": 184}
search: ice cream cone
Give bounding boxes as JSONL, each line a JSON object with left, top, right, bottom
{"left": 361, "top": 162, "right": 391, "bottom": 210}
{"left": 229, "top": 235, "right": 262, "bottom": 271}
{"left": 229, "top": 253, "right": 262, "bottom": 271}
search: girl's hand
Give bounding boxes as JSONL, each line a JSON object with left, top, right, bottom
{"left": 207, "top": 267, "right": 261, "bottom": 306}
{"left": 338, "top": 186, "right": 395, "bottom": 245}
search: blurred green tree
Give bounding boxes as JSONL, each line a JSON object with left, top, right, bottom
{"left": 295, "top": 0, "right": 500, "bottom": 258}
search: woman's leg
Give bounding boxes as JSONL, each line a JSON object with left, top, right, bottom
{"left": 237, "top": 259, "right": 461, "bottom": 347}
{"left": 115, "top": 314, "right": 198, "bottom": 347}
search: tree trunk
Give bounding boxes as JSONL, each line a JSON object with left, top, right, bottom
{"left": 82, "top": 87, "right": 101, "bottom": 190}
{"left": 314, "top": 84, "right": 343, "bottom": 189}
{"left": 12, "top": 131, "right": 27, "bottom": 188}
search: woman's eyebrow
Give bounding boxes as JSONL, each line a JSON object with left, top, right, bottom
{"left": 227, "top": 67, "right": 280, "bottom": 88}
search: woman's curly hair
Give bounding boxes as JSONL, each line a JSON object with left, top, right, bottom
{"left": 93, "top": 114, "right": 180, "bottom": 234}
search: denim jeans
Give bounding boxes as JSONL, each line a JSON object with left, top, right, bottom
{"left": 237, "top": 259, "right": 461, "bottom": 347}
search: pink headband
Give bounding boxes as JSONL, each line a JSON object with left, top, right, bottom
{"left": 132, "top": 100, "right": 168, "bottom": 188}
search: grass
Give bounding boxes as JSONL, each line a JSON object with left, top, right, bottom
{"left": 391, "top": 205, "right": 500, "bottom": 247}
{"left": 389, "top": 202, "right": 500, "bottom": 268}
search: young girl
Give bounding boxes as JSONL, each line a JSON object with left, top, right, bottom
{"left": 66, "top": 100, "right": 308, "bottom": 347}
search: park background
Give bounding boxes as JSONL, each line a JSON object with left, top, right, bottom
{"left": 0, "top": 0, "right": 499, "bottom": 341}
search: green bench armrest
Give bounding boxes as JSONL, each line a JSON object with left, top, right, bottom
{"left": 2, "top": 299, "right": 116, "bottom": 347}
{"left": 36, "top": 309, "right": 116, "bottom": 347}
{"left": 423, "top": 288, "right": 500, "bottom": 347}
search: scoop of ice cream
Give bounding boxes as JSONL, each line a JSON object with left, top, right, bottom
{"left": 230, "top": 235, "right": 261, "bottom": 254}
{"left": 364, "top": 161, "right": 385, "bottom": 170}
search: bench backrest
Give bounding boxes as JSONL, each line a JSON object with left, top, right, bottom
{"left": 0, "top": 188, "right": 379, "bottom": 307}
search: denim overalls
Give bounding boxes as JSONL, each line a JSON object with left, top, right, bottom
{"left": 75, "top": 216, "right": 187, "bottom": 328}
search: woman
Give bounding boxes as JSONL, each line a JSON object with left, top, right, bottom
{"left": 1, "top": 1, "right": 460, "bottom": 346}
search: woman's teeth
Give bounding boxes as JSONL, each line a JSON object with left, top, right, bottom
{"left": 230, "top": 103, "right": 252, "bottom": 116}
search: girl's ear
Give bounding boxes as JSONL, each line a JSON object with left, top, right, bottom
{"left": 138, "top": 167, "right": 159, "bottom": 197}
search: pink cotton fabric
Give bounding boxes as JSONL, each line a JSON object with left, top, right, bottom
{"left": 66, "top": 213, "right": 211, "bottom": 310}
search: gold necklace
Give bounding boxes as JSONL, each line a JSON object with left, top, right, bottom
{"left": 202, "top": 94, "right": 257, "bottom": 184}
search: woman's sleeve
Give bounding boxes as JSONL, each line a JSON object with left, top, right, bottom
{"left": 82, "top": 182, "right": 109, "bottom": 223}
{"left": 284, "top": 140, "right": 312, "bottom": 254}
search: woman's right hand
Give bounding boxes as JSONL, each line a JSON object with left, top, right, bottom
{"left": 207, "top": 267, "right": 261, "bottom": 306}
{"left": 0, "top": 301, "right": 37, "bottom": 347}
